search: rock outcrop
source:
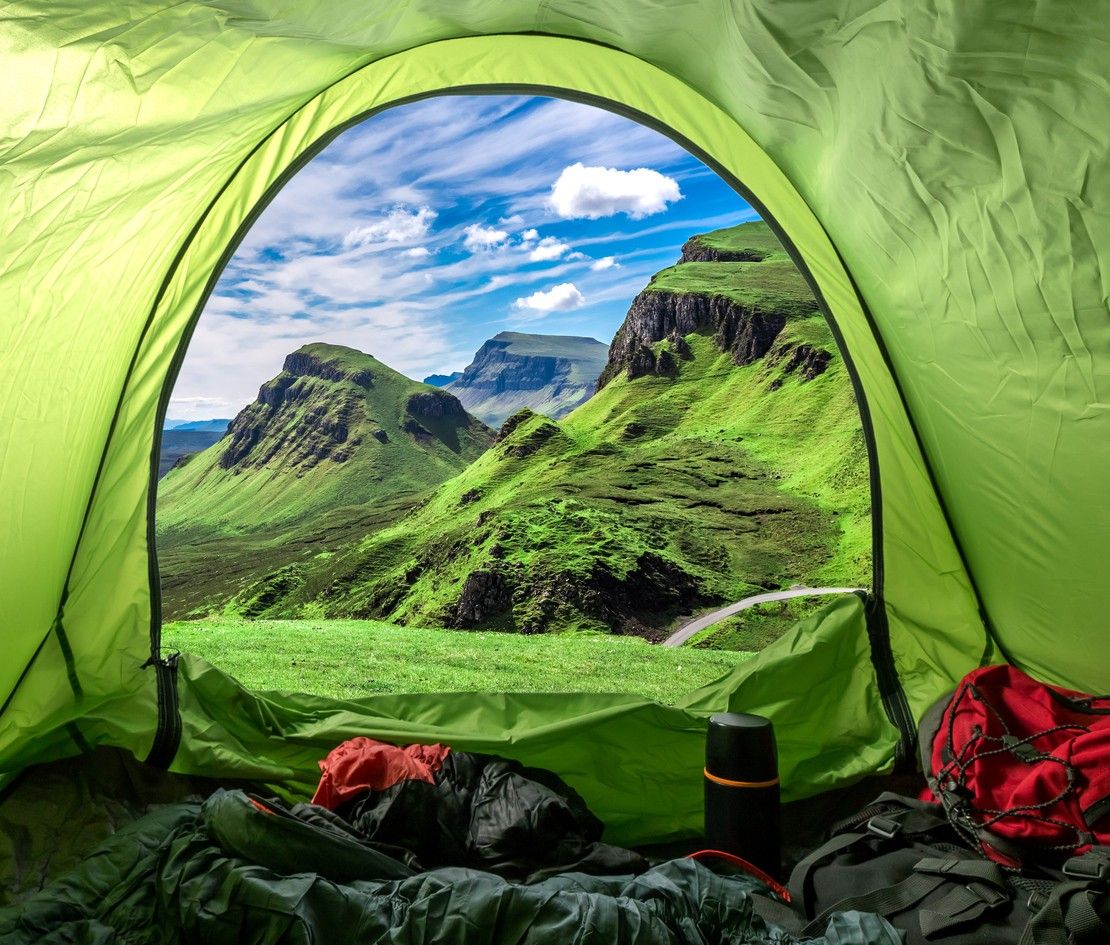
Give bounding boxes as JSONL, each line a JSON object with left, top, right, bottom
{"left": 679, "top": 234, "right": 768, "bottom": 263}
{"left": 599, "top": 291, "right": 788, "bottom": 387}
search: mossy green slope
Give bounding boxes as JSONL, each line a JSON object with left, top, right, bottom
{"left": 158, "top": 343, "right": 494, "bottom": 538}
{"left": 206, "top": 223, "right": 869, "bottom": 638}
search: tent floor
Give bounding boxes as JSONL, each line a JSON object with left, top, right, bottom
{"left": 0, "top": 747, "right": 923, "bottom": 906}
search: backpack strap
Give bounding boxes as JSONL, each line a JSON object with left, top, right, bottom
{"left": 788, "top": 796, "right": 953, "bottom": 914}
{"left": 797, "top": 857, "right": 1009, "bottom": 939}
{"left": 1020, "top": 847, "right": 1110, "bottom": 945}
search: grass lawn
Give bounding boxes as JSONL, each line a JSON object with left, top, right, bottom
{"left": 162, "top": 618, "right": 754, "bottom": 704}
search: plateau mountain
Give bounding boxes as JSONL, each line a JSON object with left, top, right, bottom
{"left": 443, "top": 332, "right": 609, "bottom": 426}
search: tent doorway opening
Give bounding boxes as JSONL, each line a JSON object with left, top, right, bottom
{"left": 154, "top": 94, "right": 872, "bottom": 705}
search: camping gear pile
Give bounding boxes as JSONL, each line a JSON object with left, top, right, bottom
{"left": 2, "top": 667, "right": 1105, "bottom": 943}
{"left": 0, "top": 738, "right": 903, "bottom": 945}
{"left": 769, "top": 666, "right": 1110, "bottom": 944}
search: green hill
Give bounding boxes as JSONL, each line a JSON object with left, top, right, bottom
{"left": 157, "top": 343, "right": 494, "bottom": 613}
{"left": 204, "top": 223, "right": 869, "bottom": 637}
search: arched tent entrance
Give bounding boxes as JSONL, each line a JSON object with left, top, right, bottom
{"left": 3, "top": 10, "right": 1105, "bottom": 843}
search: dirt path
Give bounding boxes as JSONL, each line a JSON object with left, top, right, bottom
{"left": 662, "top": 586, "right": 862, "bottom": 647}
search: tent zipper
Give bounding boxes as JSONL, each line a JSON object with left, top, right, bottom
{"left": 143, "top": 651, "right": 181, "bottom": 769}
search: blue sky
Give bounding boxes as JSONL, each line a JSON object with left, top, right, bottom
{"left": 169, "top": 95, "right": 755, "bottom": 421}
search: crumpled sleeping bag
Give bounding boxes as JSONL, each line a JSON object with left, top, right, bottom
{"left": 314, "top": 738, "right": 646, "bottom": 881}
{"left": 0, "top": 790, "right": 900, "bottom": 945}
{"left": 0, "top": 741, "right": 904, "bottom": 943}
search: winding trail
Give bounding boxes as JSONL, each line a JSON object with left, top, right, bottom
{"left": 662, "top": 586, "right": 863, "bottom": 647}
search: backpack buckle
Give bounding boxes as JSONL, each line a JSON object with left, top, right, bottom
{"left": 867, "top": 815, "right": 903, "bottom": 840}
{"left": 1062, "top": 853, "right": 1108, "bottom": 884}
{"left": 967, "top": 881, "right": 1008, "bottom": 907}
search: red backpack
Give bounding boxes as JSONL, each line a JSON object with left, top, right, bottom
{"left": 919, "top": 664, "right": 1110, "bottom": 867}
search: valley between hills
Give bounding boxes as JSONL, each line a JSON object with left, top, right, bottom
{"left": 158, "top": 222, "right": 870, "bottom": 697}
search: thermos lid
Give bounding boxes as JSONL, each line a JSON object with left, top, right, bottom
{"left": 705, "top": 712, "right": 778, "bottom": 783}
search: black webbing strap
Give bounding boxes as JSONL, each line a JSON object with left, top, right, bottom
{"left": 798, "top": 856, "right": 1009, "bottom": 939}
{"left": 799, "top": 873, "right": 947, "bottom": 938}
{"left": 788, "top": 799, "right": 952, "bottom": 915}
{"left": 914, "top": 858, "right": 1009, "bottom": 937}
{"left": 749, "top": 894, "right": 804, "bottom": 933}
{"left": 1020, "top": 848, "right": 1110, "bottom": 945}
{"left": 788, "top": 830, "right": 873, "bottom": 914}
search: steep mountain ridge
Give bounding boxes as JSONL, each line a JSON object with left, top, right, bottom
{"left": 158, "top": 343, "right": 493, "bottom": 539}
{"left": 199, "top": 222, "right": 868, "bottom": 636}
{"left": 444, "top": 331, "right": 609, "bottom": 426}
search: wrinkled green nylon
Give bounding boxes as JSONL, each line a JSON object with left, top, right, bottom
{"left": 2, "top": 3, "right": 1104, "bottom": 822}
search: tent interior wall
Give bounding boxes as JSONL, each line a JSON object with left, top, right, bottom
{"left": 2, "top": 2, "right": 1107, "bottom": 853}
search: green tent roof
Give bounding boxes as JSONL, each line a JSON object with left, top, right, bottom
{"left": 1, "top": 3, "right": 1106, "bottom": 841}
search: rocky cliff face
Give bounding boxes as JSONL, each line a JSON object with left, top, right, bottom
{"left": 679, "top": 234, "right": 767, "bottom": 263}
{"left": 220, "top": 349, "right": 375, "bottom": 471}
{"left": 444, "top": 331, "right": 609, "bottom": 426}
{"left": 599, "top": 230, "right": 830, "bottom": 388}
{"left": 599, "top": 291, "right": 789, "bottom": 387}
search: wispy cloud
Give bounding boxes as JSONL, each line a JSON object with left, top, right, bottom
{"left": 343, "top": 206, "right": 437, "bottom": 248}
{"left": 463, "top": 223, "right": 509, "bottom": 252}
{"left": 529, "top": 236, "right": 571, "bottom": 261}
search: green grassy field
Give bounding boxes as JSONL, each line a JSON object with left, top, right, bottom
{"left": 162, "top": 618, "right": 753, "bottom": 703}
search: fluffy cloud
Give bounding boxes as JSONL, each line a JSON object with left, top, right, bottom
{"left": 463, "top": 223, "right": 509, "bottom": 252}
{"left": 521, "top": 228, "right": 539, "bottom": 242}
{"left": 529, "top": 236, "right": 571, "bottom": 262}
{"left": 512, "top": 282, "right": 586, "bottom": 312}
{"left": 401, "top": 246, "right": 431, "bottom": 258}
{"left": 549, "top": 163, "right": 681, "bottom": 219}
{"left": 343, "top": 205, "right": 437, "bottom": 248}
{"left": 590, "top": 256, "right": 619, "bottom": 271}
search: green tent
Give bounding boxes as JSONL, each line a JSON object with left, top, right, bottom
{"left": 2, "top": 2, "right": 1107, "bottom": 847}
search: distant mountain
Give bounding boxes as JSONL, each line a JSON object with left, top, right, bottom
{"left": 158, "top": 430, "right": 224, "bottom": 479}
{"left": 158, "top": 343, "right": 494, "bottom": 542}
{"left": 422, "top": 372, "right": 463, "bottom": 388}
{"left": 444, "top": 332, "right": 609, "bottom": 426}
{"left": 169, "top": 418, "right": 231, "bottom": 432}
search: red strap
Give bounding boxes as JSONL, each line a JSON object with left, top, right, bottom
{"left": 686, "top": 849, "right": 791, "bottom": 901}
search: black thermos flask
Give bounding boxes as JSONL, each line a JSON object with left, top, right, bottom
{"left": 703, "top": 711, "right": 781, "bottom": 878}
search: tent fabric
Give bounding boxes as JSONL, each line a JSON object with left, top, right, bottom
{"left": 1, "top": 3, "right": 1107, "bottom": 836}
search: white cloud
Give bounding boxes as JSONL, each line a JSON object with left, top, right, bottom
{"left": 521, "top": 228, "right": 539, "bottom": 241}
{"left": 498, "top": 213, "right": 525, "bottom": 228}
{"left": 401, "top": 246, "right": 431, "bottom": 258}
{"left": 591, "top": 256, "right": 619, "bottom": 271}
{"left": 529, "top": 236, "right": 571, "bottom": 262}
{"left": 512, "top": 282, "right": 586, "bottom": 312}
{"left": 342, "top": 205, "right": 437, "bottom": 248}
{"left": 549, "top": 163, "right": 682, "bottom": 219}
{"left": 462, "top": 223, "right": 509, "bottom": 252}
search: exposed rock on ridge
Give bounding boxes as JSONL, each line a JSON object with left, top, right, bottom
{"left": 599, "top": 291, "right": 788, "bottom": 388}
{"left": 680, "top": 235, "right": 768, "bottom": 263}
